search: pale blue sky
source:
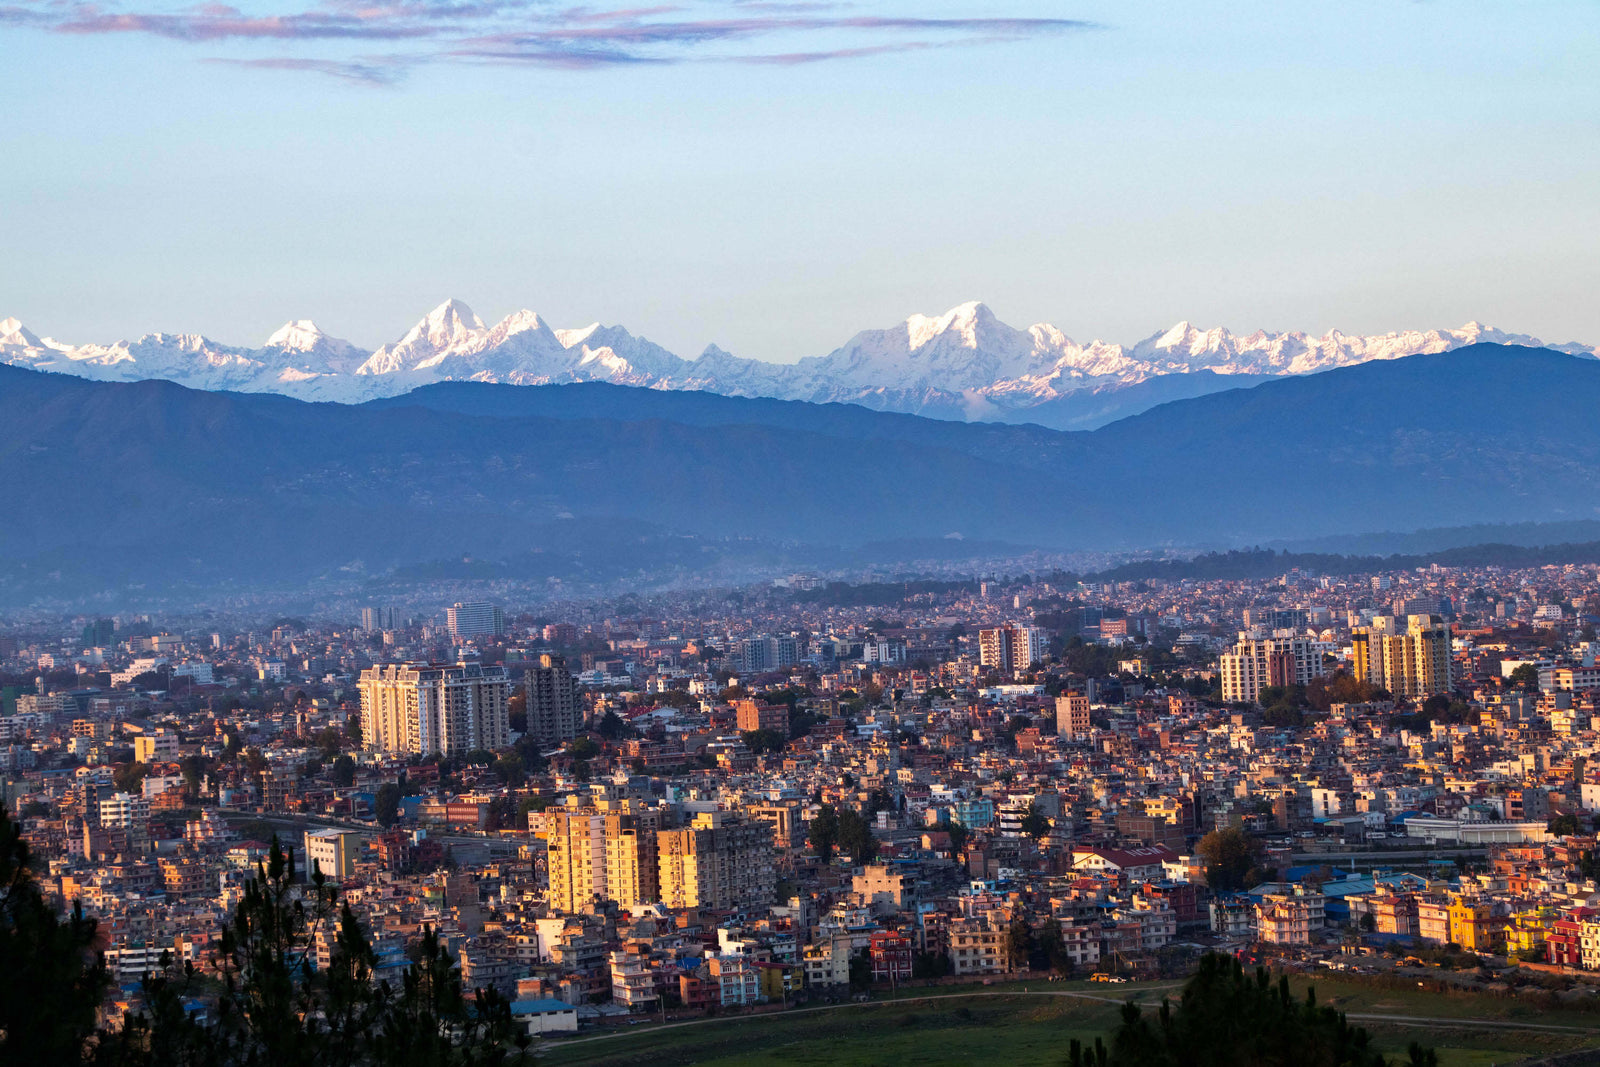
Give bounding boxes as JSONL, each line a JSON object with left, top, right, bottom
{"left": 4, "top": 1, "right": 1597, "bottom": 360}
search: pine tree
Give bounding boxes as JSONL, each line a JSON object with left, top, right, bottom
{"left": 103, "top": 835, "right": 533, "bottom": 1067}
{"left": 0, "top": 802, "right": 108, "bottom": 1063}
{"left": 1105, "top": 952, "right": 1421, "bottom": 1066}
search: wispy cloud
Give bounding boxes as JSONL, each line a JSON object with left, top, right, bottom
{"left": 0, "top": 4, "right": 58, "bottom": 25}
{"left": 58, "top": 10, "right": 435, "bottom": 39}
{"left": 205, "top": 54, "right": 410, "bottom": 82}
{"left": 11, "top": 0, "right": 1095, "bottom": 84}
{"left": 559, "top": 6, "right": 685, "bottom": 23}
{"left": 479, "top": 14, "right": 1089, "bottom": 47}
{"left": 733, "top": 40, "right": 924, "bottom": 64}
{"left": 448, "top": 42, "right": 673, "bottom": 67}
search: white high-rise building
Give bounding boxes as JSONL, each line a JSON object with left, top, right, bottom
{"left": 447, "top": 602, "right": 504, "bottom": 638}
{"left": 978, "top": 625, "right": 1048, "bottom": 671}
{"left": 358, "top": 662, "right": 510, "bottom": 756}
{"left": 99, "top": 791, "right": 151, "bottom": 829}
{"left": 1219, "top": 632, "right": 1326, "bottom": 704}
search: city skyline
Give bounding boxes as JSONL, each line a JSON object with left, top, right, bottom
{"left": 9, "top": 0, "right": 1600, "bottom": 1058}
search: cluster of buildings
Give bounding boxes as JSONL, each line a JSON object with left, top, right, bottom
{"left": 9, "top": 560, "right": 1600, "bottom": 1032}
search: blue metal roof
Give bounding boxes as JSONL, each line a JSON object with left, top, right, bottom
{"left": 511, "top": 998, "right": 576, "bottom": 1014}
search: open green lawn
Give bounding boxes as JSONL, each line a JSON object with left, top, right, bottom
{"left": 539, "top": 978, "right": 1600, "bottom": 1067}
{"left": 1286, "top": 973, "right": 1600, "bottom": 1030}
{"left": 541, "top": 994, "right": 1132, "bottom": 1067}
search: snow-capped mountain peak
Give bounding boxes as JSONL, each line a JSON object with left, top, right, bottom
{"left": 1, "top": 317, "right": 42, "bottom": 348}
{"left": 488, "top": 309, "right": 559, "bottom": 341}
{"left": 6, "top": 300, "right": 1595, "bottom": 429}
{"left": 1153, "top": 320, "right": 1195, "bottom": 348}
{"left": 555, "top": 323, "right": 603, "bottom": 349}
{"left": 906, "top": 300, "right": 995, "bottom": 349}
{"left": 411, "top": 298, "right": 484, "bottom": 348}
{"left": 806, "top": 301, "right": 1052, "bottom": 394}
{"left": 265, "top": 319, "right": 348, "bottom": 353}
{"left": 357, "top": 298, "right": 487, "bottom": 377}
{"left": 259, "top": 319, "right": 365, "bottom": 379}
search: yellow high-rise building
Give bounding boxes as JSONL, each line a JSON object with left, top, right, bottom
{"left": 544, "top": 799, "right": 661, "bottom": 913}
{"left": 657, "top": 811, "right": 774, "bottom": 911}
{"left": 603, "top": 807, "right": 661, "bottom": 907}
{"left": 1352, "top": 615, "right": 1452, "bottom": 698}
{"left": 545, "top": 810, "right": 607, "bottom": 913}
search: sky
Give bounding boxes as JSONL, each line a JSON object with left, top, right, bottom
{"left": 4, "top": 0, "right": 1599, "bottom": 362}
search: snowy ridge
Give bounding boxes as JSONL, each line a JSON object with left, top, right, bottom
{"left": 1, "top": 301, "right": 1593, "bottom": 427}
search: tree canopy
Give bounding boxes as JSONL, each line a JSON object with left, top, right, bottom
{"left": 1196, "top": 825, "right": 1262, "bottom": 892}
{"left": 1104, "top": 953, "right": 1433, "bottom": 1067}
{"left": 0, "top": 804, "right": 534, "bottom": 1067}
{"left": 0, "top": 803, "right": 107, "bottom": 1064}
{"left": 808, "top": 803, "right": 840, "bottom": 861}
{"left": 836, "top": 807, "right": 878, "bottom": 863}
{"left": 1019, "top": 801, "right": 1052, "bottom": 840}
{"left": 741, "top": 728, "right": 786, "bottom": 755}
{"left": 330, "top": 754, "right": 357, "bottom": 787}
{"left": 1508, "top": 663, "right": 1542, "bottom": 689}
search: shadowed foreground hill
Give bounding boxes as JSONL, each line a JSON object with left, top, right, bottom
{"left": 0, "top": 342, "right": 1596, "bottom": 594}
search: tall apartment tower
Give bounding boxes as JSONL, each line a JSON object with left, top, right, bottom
{"left": 1055, "top": 693, "right": 1092, "bottom": 739}
{"left": 447, "top": 602, "right": 505, "bottom": 639}
{"left": 526, "top": 665, "right": 580, "bottom": 748}
{"left": 735, "top": 635, "right": 800, "bottom": 674}
{"left": 1219, "top": 632, "right": 1326, "bottom": 704}
{"left": 361, "top": 606, "right": 397, "bottom": 631}
{"left": 358, "top": 662, "right": 510, "bottom": 756}
{"left": 656, "top": 811, "right": 774, "bottom": 911}
{"left": 604, "top": 806, "right": 662, "bottom": 907}
{"left": 81, "top": 618, "right": 114, "bottom": 649}
{"left": 978, "top": 625, "right": 1048, "bottom": 672}
{"left": 545, "top": 810, "right": 606, "bottom": 912}
{"left": 1352, "top": 614, "right": 1453, "bottom": 698}
{"left": 544, "top": 801, "right": 662, "bottom": 912}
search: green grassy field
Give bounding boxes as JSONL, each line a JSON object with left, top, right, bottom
{"left": 538, "top": 977, "right": 1600, "bottom": 1067}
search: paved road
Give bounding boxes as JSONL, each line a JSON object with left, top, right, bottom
{"left": 539, "top": 987, "right": 1600, "bottom": 1057}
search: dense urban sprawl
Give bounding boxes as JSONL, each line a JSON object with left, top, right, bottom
{"left": 6, "top": 561, "right": 1600, "bottom": 1040}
